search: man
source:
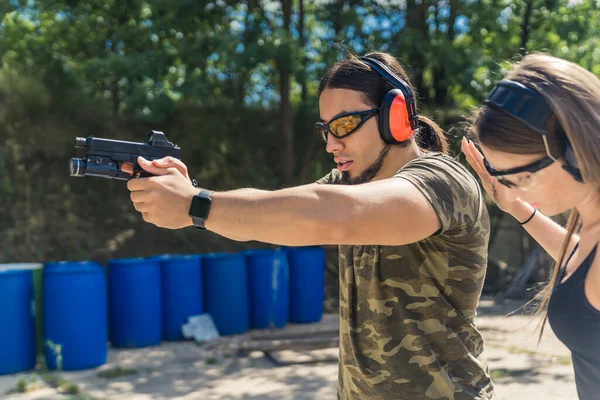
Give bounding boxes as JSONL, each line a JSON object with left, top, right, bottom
{"left": 127, "top": 52, "right": 496, "bottom": 399}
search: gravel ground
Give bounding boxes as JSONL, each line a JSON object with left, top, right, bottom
{"left": 0, "top": 296, "right": 579, "bottom": 400}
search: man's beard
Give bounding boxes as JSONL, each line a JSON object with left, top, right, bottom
{"left": 340, "top": 145, "right": 390, "bottom": 185}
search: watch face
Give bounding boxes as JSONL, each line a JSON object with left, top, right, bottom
{"left": 190, "top": 195, "right": 211, "bottom": 219}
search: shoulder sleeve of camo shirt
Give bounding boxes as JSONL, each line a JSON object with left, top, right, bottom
{"left": 315, "top": 169, "right": 343, "bottom": 185}
{"left": 393, "top": 153, "right": 484, "bottom": 236}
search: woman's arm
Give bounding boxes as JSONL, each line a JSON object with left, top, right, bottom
{"left": 509, "top": 201, "right": 579, "bottom": 262}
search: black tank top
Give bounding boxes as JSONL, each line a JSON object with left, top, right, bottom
{"left": 548, "top": 243, "right": 600, "bottom": 400}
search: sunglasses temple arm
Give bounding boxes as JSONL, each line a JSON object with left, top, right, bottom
{"left": 541, "top": 135, "right": 562, "bottom": 163}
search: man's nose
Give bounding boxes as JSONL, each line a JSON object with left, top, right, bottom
{"left": 325, "top": 133, "right": 344, "bottom": 153}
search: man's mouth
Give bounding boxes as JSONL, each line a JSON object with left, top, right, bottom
{"left": 336, "top": 160, "right": 353, "bottom": 171}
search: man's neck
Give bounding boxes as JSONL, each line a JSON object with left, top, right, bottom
{"left": 371, "top": 142, "right": 424, "bottom": 182}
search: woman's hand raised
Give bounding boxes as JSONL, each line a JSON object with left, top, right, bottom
{"left": 461, "top": 137, "right": 523, "bottom": 214}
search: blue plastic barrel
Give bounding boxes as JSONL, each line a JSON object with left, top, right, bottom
{"left": 0, "top": 266, "right": 36, "bottom": 375}
{"left": 284, "top": 246, "right": 325, "bottom": 323}
{"left": 245, "top": 249, "right": 289, "bottom": 329}
{"left": 43, "top": 261, "right": 107, "bottom": 371}
{"left": 203, "top": 253, "right": 249, "bottom": 335}
{"left": 108, "top": 258, "right": 162, "bottom": 348}
{"left": 158, "top": 255, "right": 203, "bottom": 340}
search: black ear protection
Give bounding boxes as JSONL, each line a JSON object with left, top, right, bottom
{"left": 484, "top": 80, "right": 583, "bottom": 183}
{"left": 359, "top": 57, "right": 419, "bottom": 144}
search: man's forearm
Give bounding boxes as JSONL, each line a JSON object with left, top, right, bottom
{"left": 510, "top": 202, "right": 579, "bottom": 261}
{"left": 204, "top": 185, "right": 349, "bottom": 246}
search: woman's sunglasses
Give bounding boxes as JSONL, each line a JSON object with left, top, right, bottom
{"left": 315, "top": 108, "right": 379, "bottom": 143}
{"left": 483, "top": 156, "right": 554, "bottom": 190}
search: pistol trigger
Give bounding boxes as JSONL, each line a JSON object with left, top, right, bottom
{"left": 131, "top": 165, "right": 143, "bottom": 179}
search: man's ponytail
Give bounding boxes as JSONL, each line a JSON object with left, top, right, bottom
{"left": 415, "top": 115, "right": 449, "bottom": 154}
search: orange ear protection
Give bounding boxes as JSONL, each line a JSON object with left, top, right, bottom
{"left": 360, "top": 57, "right": 419, "bottom": 144}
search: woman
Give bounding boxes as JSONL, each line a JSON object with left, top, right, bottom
{"left": 462, "top": 53, "right": 600, "bottom": 400}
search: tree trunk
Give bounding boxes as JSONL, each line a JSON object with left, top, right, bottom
{"left": 334, "top": 0, "right": 344, "bottom": 39}
{"left": 236, "top": 0, "right": 261, "bottom": 105}
{"left": 404, "top": 0, "right": 428, "bottom": 96}
{"left": 519, "top": 0, "right": 534, "bottom": 55}
{"left": 298, "top": 0, "right": 308, "bottom": 103}
{"left": 448, "top": 0, "right": 457, "bottom": 41}
{"left": 433, "top": 0, "right": 458, "bottom": 106}
{"left": 297, "top": 0, "right": 319, "bottom": 183}
{"left": 280, "top": 0, "right": 294, "bottom": 186}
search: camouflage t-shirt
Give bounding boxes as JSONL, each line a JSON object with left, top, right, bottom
{"left": 317, "top": 152, "right": 495, "bottom": 400}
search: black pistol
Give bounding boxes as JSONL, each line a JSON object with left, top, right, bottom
{"left": 69, "top": 130, "right": 181, "bottom": 180}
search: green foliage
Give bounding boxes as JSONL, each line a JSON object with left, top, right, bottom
{"left": 6, "top": 372, "right": 83, "bottom": 396}
{"left": 0, "top": 0, "right": 598, "bottom": 262}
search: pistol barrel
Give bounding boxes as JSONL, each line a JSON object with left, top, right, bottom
{"left": 74, "top": 137, "right": 87, "bottom": 148}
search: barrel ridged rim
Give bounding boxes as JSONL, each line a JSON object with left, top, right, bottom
{"left": 149, "top": 254, "right": 202, "bottom": 263}
{"left": 244, "top": 248, "right": 284, "bottom": 256}
{"left": 44, "top": 261, "right": 104, "bottom": 274}
{"left": 0, "top": 263, "right": 43, "bottom": 275}
{"left": 108, "top": 257, "right": 159, "bottom": 266}
{"left": 202, "top": 252, "right": 246, "bottom": 261}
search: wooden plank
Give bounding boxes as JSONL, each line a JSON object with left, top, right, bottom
{"left": 240, "top": 336, "right": 339, "bottom": 352}
{"left": 250, "top": 313, "right": 339, "bottom": 340}
{"left": 264, "top": 348, "right": 339, "bottom": 366}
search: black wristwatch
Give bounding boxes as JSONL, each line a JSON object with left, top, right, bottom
{"left": 189, "top": 189, "right": 213, "bottom": 229}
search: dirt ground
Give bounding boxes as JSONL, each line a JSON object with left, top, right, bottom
{"left": 0, "top": 296, "right": 579, "bottom": 400}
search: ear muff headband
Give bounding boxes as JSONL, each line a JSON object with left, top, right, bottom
{"left": 484, "top": 80, "right": 583, "bottom": 183}
{"left": 360, "top": 57, "right": 419, "bottom": 143}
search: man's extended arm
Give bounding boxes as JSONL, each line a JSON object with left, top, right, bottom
{"left": 127, "top": 157, "right": 442, "bottom": 246}
{"left": 205, "top": 180, "right": 441, "bottom": 246}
